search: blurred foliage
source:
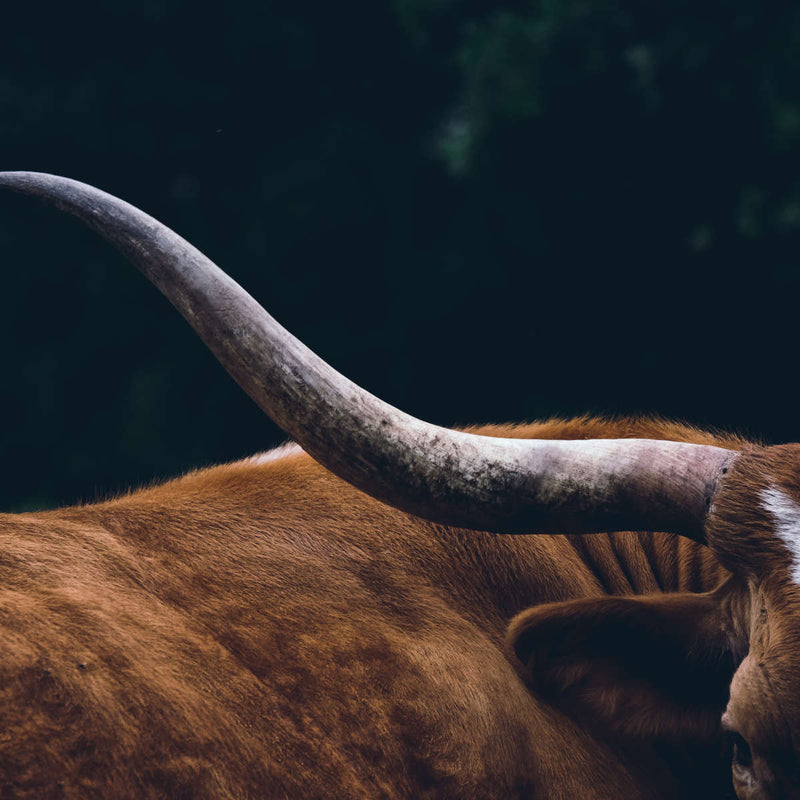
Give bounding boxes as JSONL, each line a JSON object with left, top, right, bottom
{"left": 1, "top": 0, "right": 800, "bottom": 509}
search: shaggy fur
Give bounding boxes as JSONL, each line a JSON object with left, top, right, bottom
{"left": 0, "top": 417, "right": 761, "bottom": 799}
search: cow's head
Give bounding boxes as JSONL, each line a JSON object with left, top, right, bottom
{"left": 1, "top": 172, "right": 799, "bottom": 799}
{"left": 506, "top": 446, "right": 800, "bottom": 799}
{"left": 707, "top": 446, "right": 800, "bottom": 799}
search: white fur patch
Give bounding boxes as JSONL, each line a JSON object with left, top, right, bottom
{"left": 761, "top": 485, "right": 800, "bottom": 585}
{"left": 248, "top": 442, "right": 303, "bottom": 465}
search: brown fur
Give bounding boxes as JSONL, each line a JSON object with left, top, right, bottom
{"left": 0, "top": 417, "right": 758, "bottom": 798}
{"left": 701, "top": 446, "right": 800, "bottom": 798}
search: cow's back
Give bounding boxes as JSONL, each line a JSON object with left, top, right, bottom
{"left": 0, "top": 424, "right": 737, "bottom": 798}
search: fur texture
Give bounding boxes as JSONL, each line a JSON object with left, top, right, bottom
{"left": 0, "top": 417, "right": 758, "bottom": 799}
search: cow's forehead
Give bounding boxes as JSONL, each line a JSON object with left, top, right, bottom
{"left": 761, "top": 485, "right": 800, "bottom": 588}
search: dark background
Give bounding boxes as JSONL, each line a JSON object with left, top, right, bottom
{"left": 1, "top": 1, "right": 798, "bottom": 511}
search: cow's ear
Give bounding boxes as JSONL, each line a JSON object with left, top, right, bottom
{"left": 507, "top": 592, "right": 735, "bottom": 741}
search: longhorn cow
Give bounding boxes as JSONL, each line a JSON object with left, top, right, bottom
{"left": 0, "top": 172, "right": 795, "bottom": 800}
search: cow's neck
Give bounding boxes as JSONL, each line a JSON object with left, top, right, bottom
{"left": 432, "top": 526, "right": 727, "bottom": 634}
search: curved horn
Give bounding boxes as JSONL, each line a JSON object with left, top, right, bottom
{"left": 0, "top": 172, "right": 735, "bottom": 539}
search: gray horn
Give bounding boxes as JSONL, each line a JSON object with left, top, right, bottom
{"left": 0, "top": 172, "right": 735, "bottom": 539}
